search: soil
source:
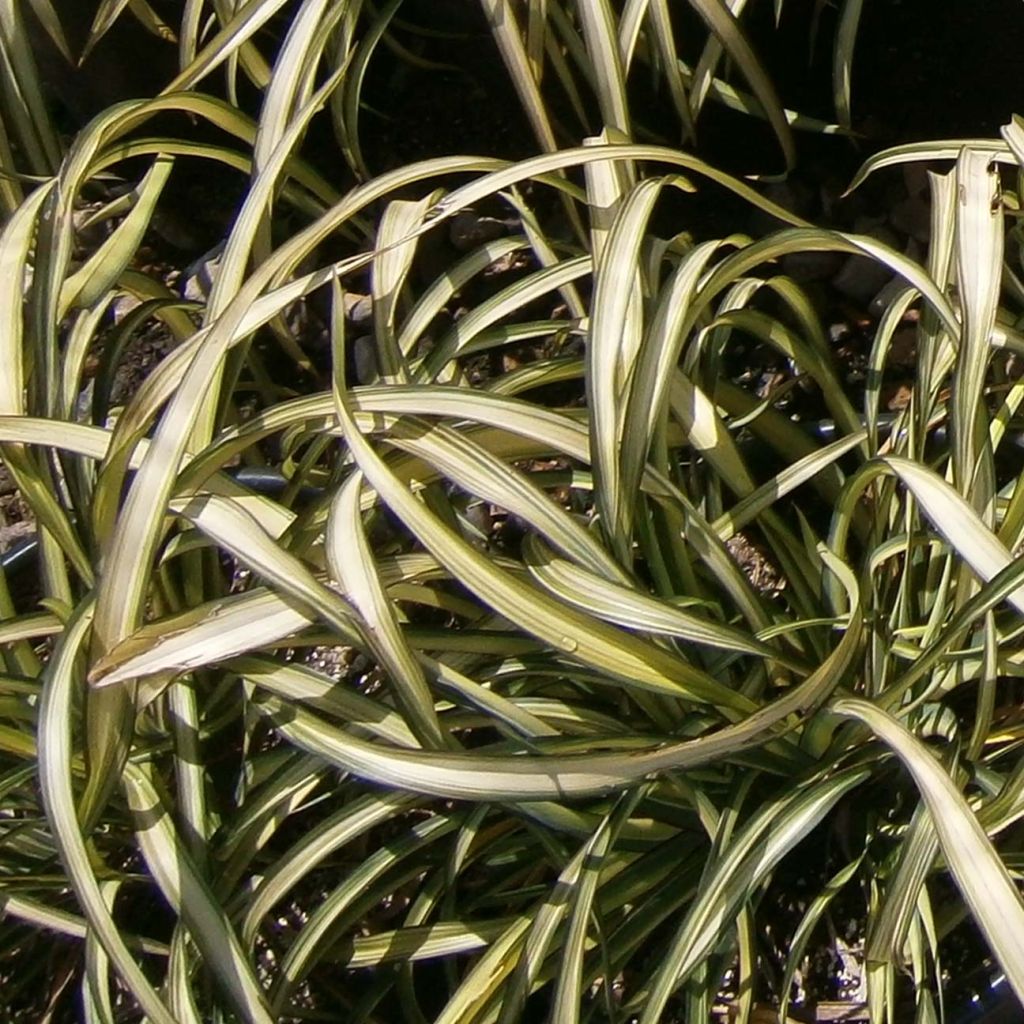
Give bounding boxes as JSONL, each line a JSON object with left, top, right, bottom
{"left": 0, "top": 466, "right": 34, "bottom": 555}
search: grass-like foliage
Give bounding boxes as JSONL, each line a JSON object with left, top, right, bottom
{"left": 1, "top": 2, "right": 1023, "bottom": 1022}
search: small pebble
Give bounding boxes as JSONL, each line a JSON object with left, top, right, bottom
{"left": 352, "top": 335, "right": 377, "bottom": 384}
{"left": 181, "top": 241, "right": 225, "bottom": 302}
{"left": 344, "top": 293, "right": 373, "bottom": 325}
{"left": 111, "top": 293, "right": 143, "bottom": 323}
{"left": 448, "top": 209, "right": 512, "bottom": 252}
{"left": 868, "top": 276, "right": 914, "bottom": 320}
{"left": 832, "top": 254, "right": 892, "bottom": 306}
{"left": 890, "top": 195, "right": 931, "bottom": 243}
{"left": 781, "top": 250, "right": 844, "bottom": 283}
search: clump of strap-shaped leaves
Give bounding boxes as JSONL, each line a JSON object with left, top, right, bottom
{"left": 3, "top": 6, "right": 1024, "bottom": 1024}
